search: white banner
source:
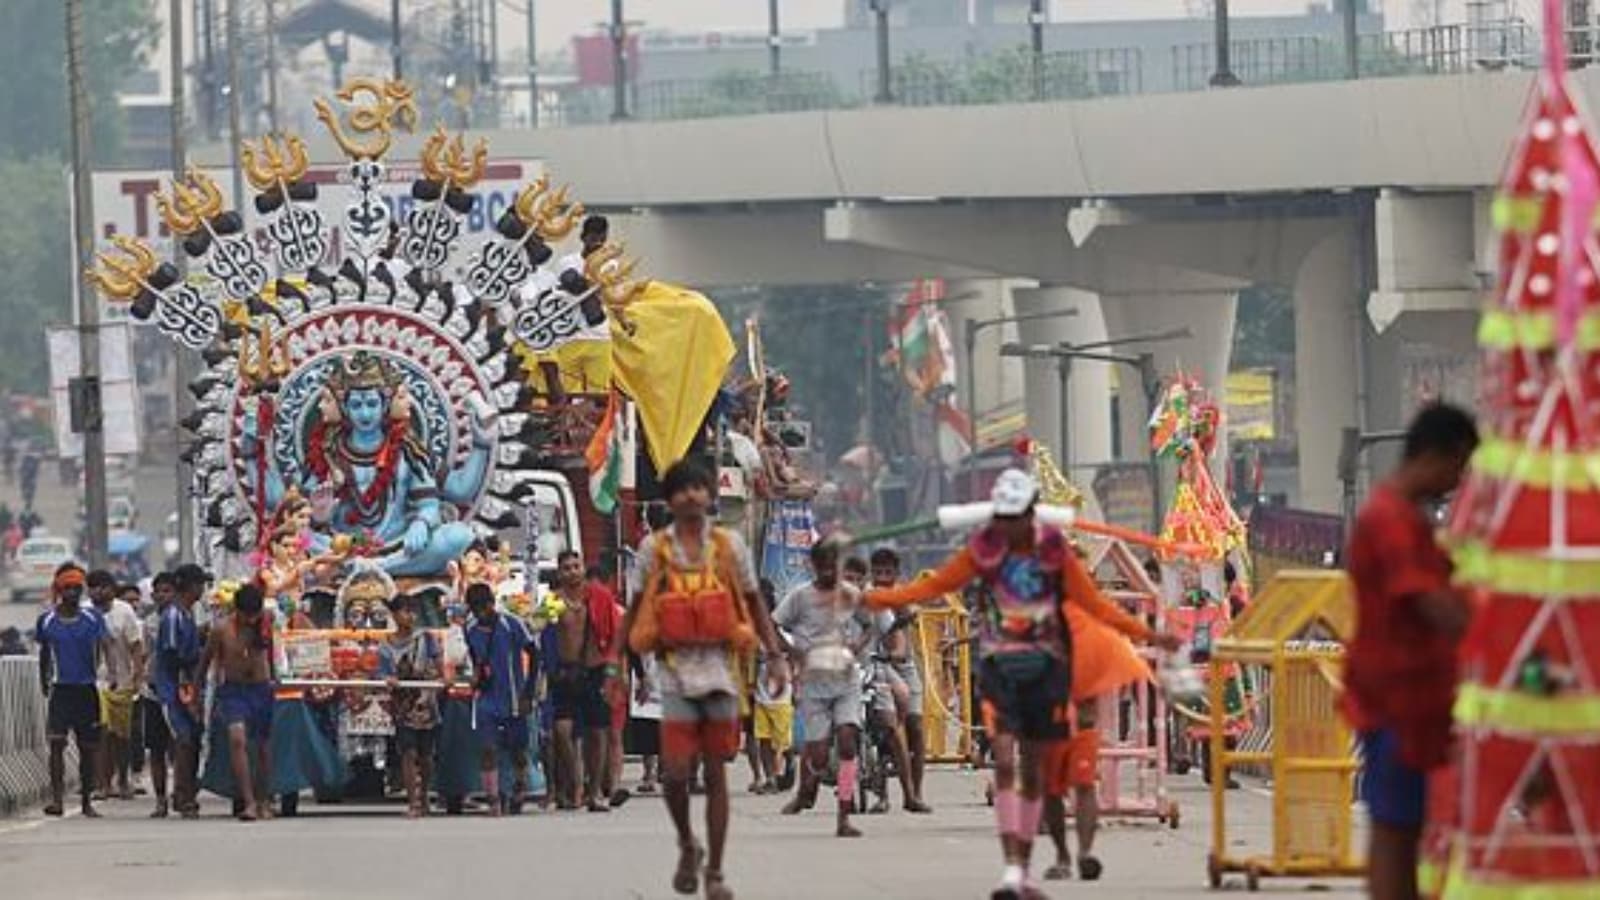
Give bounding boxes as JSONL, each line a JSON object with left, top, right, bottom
{"left": 47, "top": 323, "right": 141, "bottom": 458}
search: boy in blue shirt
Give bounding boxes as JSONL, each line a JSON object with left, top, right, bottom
{"left": 464, "top": 583, "right": 538, "bottom": 816}
{"left": 157, "top": 563, "right": 207, "bottom": 818}
{"left": 36, "top": 565, "right": 105, "bottom": 817}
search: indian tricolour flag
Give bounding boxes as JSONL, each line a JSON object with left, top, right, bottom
{"left": 887, "top": 279, "right": 955, "bottom": 398}
{"left": 585, "top": 391, "right": 626, "bottom": 515}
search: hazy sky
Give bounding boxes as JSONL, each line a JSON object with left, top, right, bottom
{"left": 530, "top": 1, "right": 1482, "bottom": 53}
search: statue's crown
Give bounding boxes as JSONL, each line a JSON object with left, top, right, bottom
{"left": 336, "top": 351, "right": 394, "bottom": 392}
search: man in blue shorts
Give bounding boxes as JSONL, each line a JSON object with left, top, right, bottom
{"left": 157, "top": 564, "right": 207, "bottom": 818}
{"left": 465, "top": 582, "right": 538, "bottom": 816}
{"left": 36, "top": 565, "right": 104, "bottom": 817}
{"left": 201, "top": 582, "right": 276, "bottom": 821}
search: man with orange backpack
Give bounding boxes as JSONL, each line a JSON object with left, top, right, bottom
{"left": 626, "top": 459, "right": 788, "bottom": 900}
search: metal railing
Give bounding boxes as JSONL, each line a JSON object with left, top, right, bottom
{"left": 553, "top": 70, "right": 853, "bottom": 126}
{"left": 0, "top": 657, "right": 55, "bottom": 816}
{"left": 542, "top": 20, "right": 1589, "bottom": 127}
{"left": 864, "top": 47, "right": 1145, "bottom": 107}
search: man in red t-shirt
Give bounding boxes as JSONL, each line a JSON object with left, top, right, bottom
{"left": 1343, "top": 402, "right": 1477, "bottom": 900}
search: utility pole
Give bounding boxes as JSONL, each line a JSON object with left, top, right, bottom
{"left": 872, "top": 0, "right": 893, "bottom": 103}
{"left": 391, "top": 0, "right": 403, "bottom": 79}
{"left": 170, "top": 0, "right": 194, "bottom": 565}
{"left": 1030, "top": 0, "right": 1046, "bottom": 100}
{"left": 768, "top": 0, "right": 781, "bottom": 78}
{"left": 1211, "top": 0, "right": 1240, "bottom": 86}
{"left": 525, "top": 0, "right": 538, "bottom": 127}
{"left": 67, "top": 0, "right": 108, "bottom": 568}
{"left": 264, "top": 0, "right": 279, "bottom": 132}
{"left": 226, "top": 0, "right": 245, "bottom": 211}
{"left": 610, "top": 0, "right": 628, "bottom": 121}
{"left": 1342, "top": 0, "right": 1361, "bottom": 79}
{"left": 200, "top": 0, "right": 218, "bottom": 136}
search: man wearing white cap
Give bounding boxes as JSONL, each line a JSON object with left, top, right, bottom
{"left": 867, "top": 469, "right": 1179, "bottom": 900}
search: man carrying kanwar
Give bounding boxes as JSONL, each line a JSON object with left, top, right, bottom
{"left": 865, "top": 469, "right": 1179, "bottom": 900}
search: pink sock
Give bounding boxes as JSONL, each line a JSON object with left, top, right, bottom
{"left": 1015, "top": 795, "right": 1043, "bottom": 840}
{"left": 836, "top": 759, "right": 858, "bottom": 803}
{"left": 481, "top": 770, "right": 499, "bottom": 803}
{"left": 994, "top": 788, "right": 1018, "bottom": 836}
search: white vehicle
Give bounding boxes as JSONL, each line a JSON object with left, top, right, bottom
{"left": 11, "top": 535, "right": 75, "bottom": 604}
{"left": 490, "top": 471, "right": 581, "bottom": 581}
{"left": 108, "top": 494, "right": 138, "bottom": 532}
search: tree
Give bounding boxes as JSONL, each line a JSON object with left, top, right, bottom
{"left": 0, "top": 158, "right": 71, "bottom": 394}
{"left": 0, "top": 0, "right": 160, "bottom": 163}
{"left": 1231, "top": 284, "right": 1295, "bottom": 369}
{"left": 0, "top": 0, "right": 158, "bottom": 394}
{"left": 711, "top": 284, "right": 893, "bottom": 464}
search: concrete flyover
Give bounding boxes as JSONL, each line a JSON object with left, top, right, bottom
{"left": 271, "top": 69, "right": 1544, "bottom": 509}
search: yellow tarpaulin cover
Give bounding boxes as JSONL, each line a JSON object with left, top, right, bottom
{"left": 610, "top": 281, "right": 736, "bottom": 473}
{"left": 1225, "top": 369, "right": 1276, "bottom": 441}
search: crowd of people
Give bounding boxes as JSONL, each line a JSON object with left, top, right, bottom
{"left": 26, "top": 418, "right": 1489, "bottom": 900}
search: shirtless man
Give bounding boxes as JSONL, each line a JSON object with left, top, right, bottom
{"left": 550, "top": 550, "right": 622, "bottom": 812}
{"left": 200, "top": 583, "right": 275, "bottom": 821}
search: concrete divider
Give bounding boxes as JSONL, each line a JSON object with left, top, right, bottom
{"left": 0, "top": 657, "right": 57, "bottom": 816}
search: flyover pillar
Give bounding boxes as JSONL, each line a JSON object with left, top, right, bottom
{"left": 1292, "top": 225, "right": 1362, "bottom": 513}
{"left": 1009, "top": 285, "right": 1113, "bottom": 478}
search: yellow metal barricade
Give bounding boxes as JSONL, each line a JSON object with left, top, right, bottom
{"left": 1207, "top": 570, "right": 1364, "bottom": 891}
{"left": 911, "top": 598, "right": 973, "bottom": 764}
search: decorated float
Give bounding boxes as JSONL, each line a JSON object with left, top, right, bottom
{"left": 1421, "top": 1, "right": 1600, "bottom": 894}
{"left": 1144, "top": 372, "right": 1255, "bottom": 776}
{"left": 87, "top": 78, "right": 698, "bottom": 810}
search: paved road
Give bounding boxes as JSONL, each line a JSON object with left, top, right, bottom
{"left": 0, "top": 766, "right": 1364, "bottom": 899}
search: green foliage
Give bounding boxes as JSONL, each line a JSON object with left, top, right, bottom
{"left": 710, "top": 284, "right": 894, "bottom": 461}
{"left": 0, "top": 0, "right": 158, "bottom": 395}
{"left": 893, "top": 47, "right": 1094, "bottom": 106}
{"left": 1232, "top": 284, "right": 1295, "bottom": 369}
{"left": 0, "top": 158, "right": 71, "bottom": 393}
{"left": 0, "top": 0, "right": 160, "bottom": 163}
{"left": 650, "top": 70, "right": 849, "bottom": 121}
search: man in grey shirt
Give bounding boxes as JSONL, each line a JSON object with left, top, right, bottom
{"left": 773, "top": 535, "right": 872, "bottom": 838}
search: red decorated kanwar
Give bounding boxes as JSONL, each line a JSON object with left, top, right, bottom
{"left": 1426, "top": 2, "right": 1600, "bottom": 896}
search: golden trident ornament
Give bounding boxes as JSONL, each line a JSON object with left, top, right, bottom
{"left": 156, "top": 167, "right": 226, "bottom": 236}
{"left": 584, "top": 241, "right": 647, "bottom": 334}
{"left": 238, "top": 318, "right": 291, "bottom": 390}
{"left": 511, "top": 177, "right": 585, "bottom": 241}
{"left": 419, "top": 124, "right": 489, "bottom": 190}
{"left": 313, "top": 77, "right": 418, "bottom": 160}
{"left": 241, "top": 133, "right": 310, "bottom": 191}
{"left": 86, "top": 235, "right": 159, "bottom": 301}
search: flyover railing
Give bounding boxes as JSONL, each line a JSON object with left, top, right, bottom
{"left": 542, "top": 19, "right": 1587, "bottom": 127}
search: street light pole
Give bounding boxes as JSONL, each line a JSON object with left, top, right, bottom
{"left": 67, "top": 0, "right": 108, "bottom": 569}
{"left": 872, "top": 0, "right": 893, "bottom": 103}
{"left": 264, "top": 0, "right": 279, "bottom": 132}
{"left": 610, "top": 0, "right": 629, "bottom": 121}
{"left": 768, "top": 0, "right": 781, "bottom": 79}
{"left": 225, "top": 0, "right": 245, "bottom": 212}
{"left": 961, "top": 307, "right": 1080, "bottom": 497}
{"left": 1342, "top": 0, "right": 1360, "bottom": 79}
{"left": 169, "top": 0, "right": 194, "bottom": 565}
{"left": 1000, "top": 329, "right": 1189, "bottom": 535}
{"left": 526, "top": 0, "right": 538, "bottom": 127}
{"left": 1029, "top": 0, "right": 1046, "bottom": 100}
{"left": 391, "top": 0, "right": 403, "bottom": 79}
{"left": 1211, "top": 0, "right": 1239, "bottom": 86}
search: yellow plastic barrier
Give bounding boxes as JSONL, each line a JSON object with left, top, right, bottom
{"left": 1207, "top": 570, "right": 1364, "bottom": 891}
{"left": 910, "top": 598, "right": 974, "bottom": 763}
